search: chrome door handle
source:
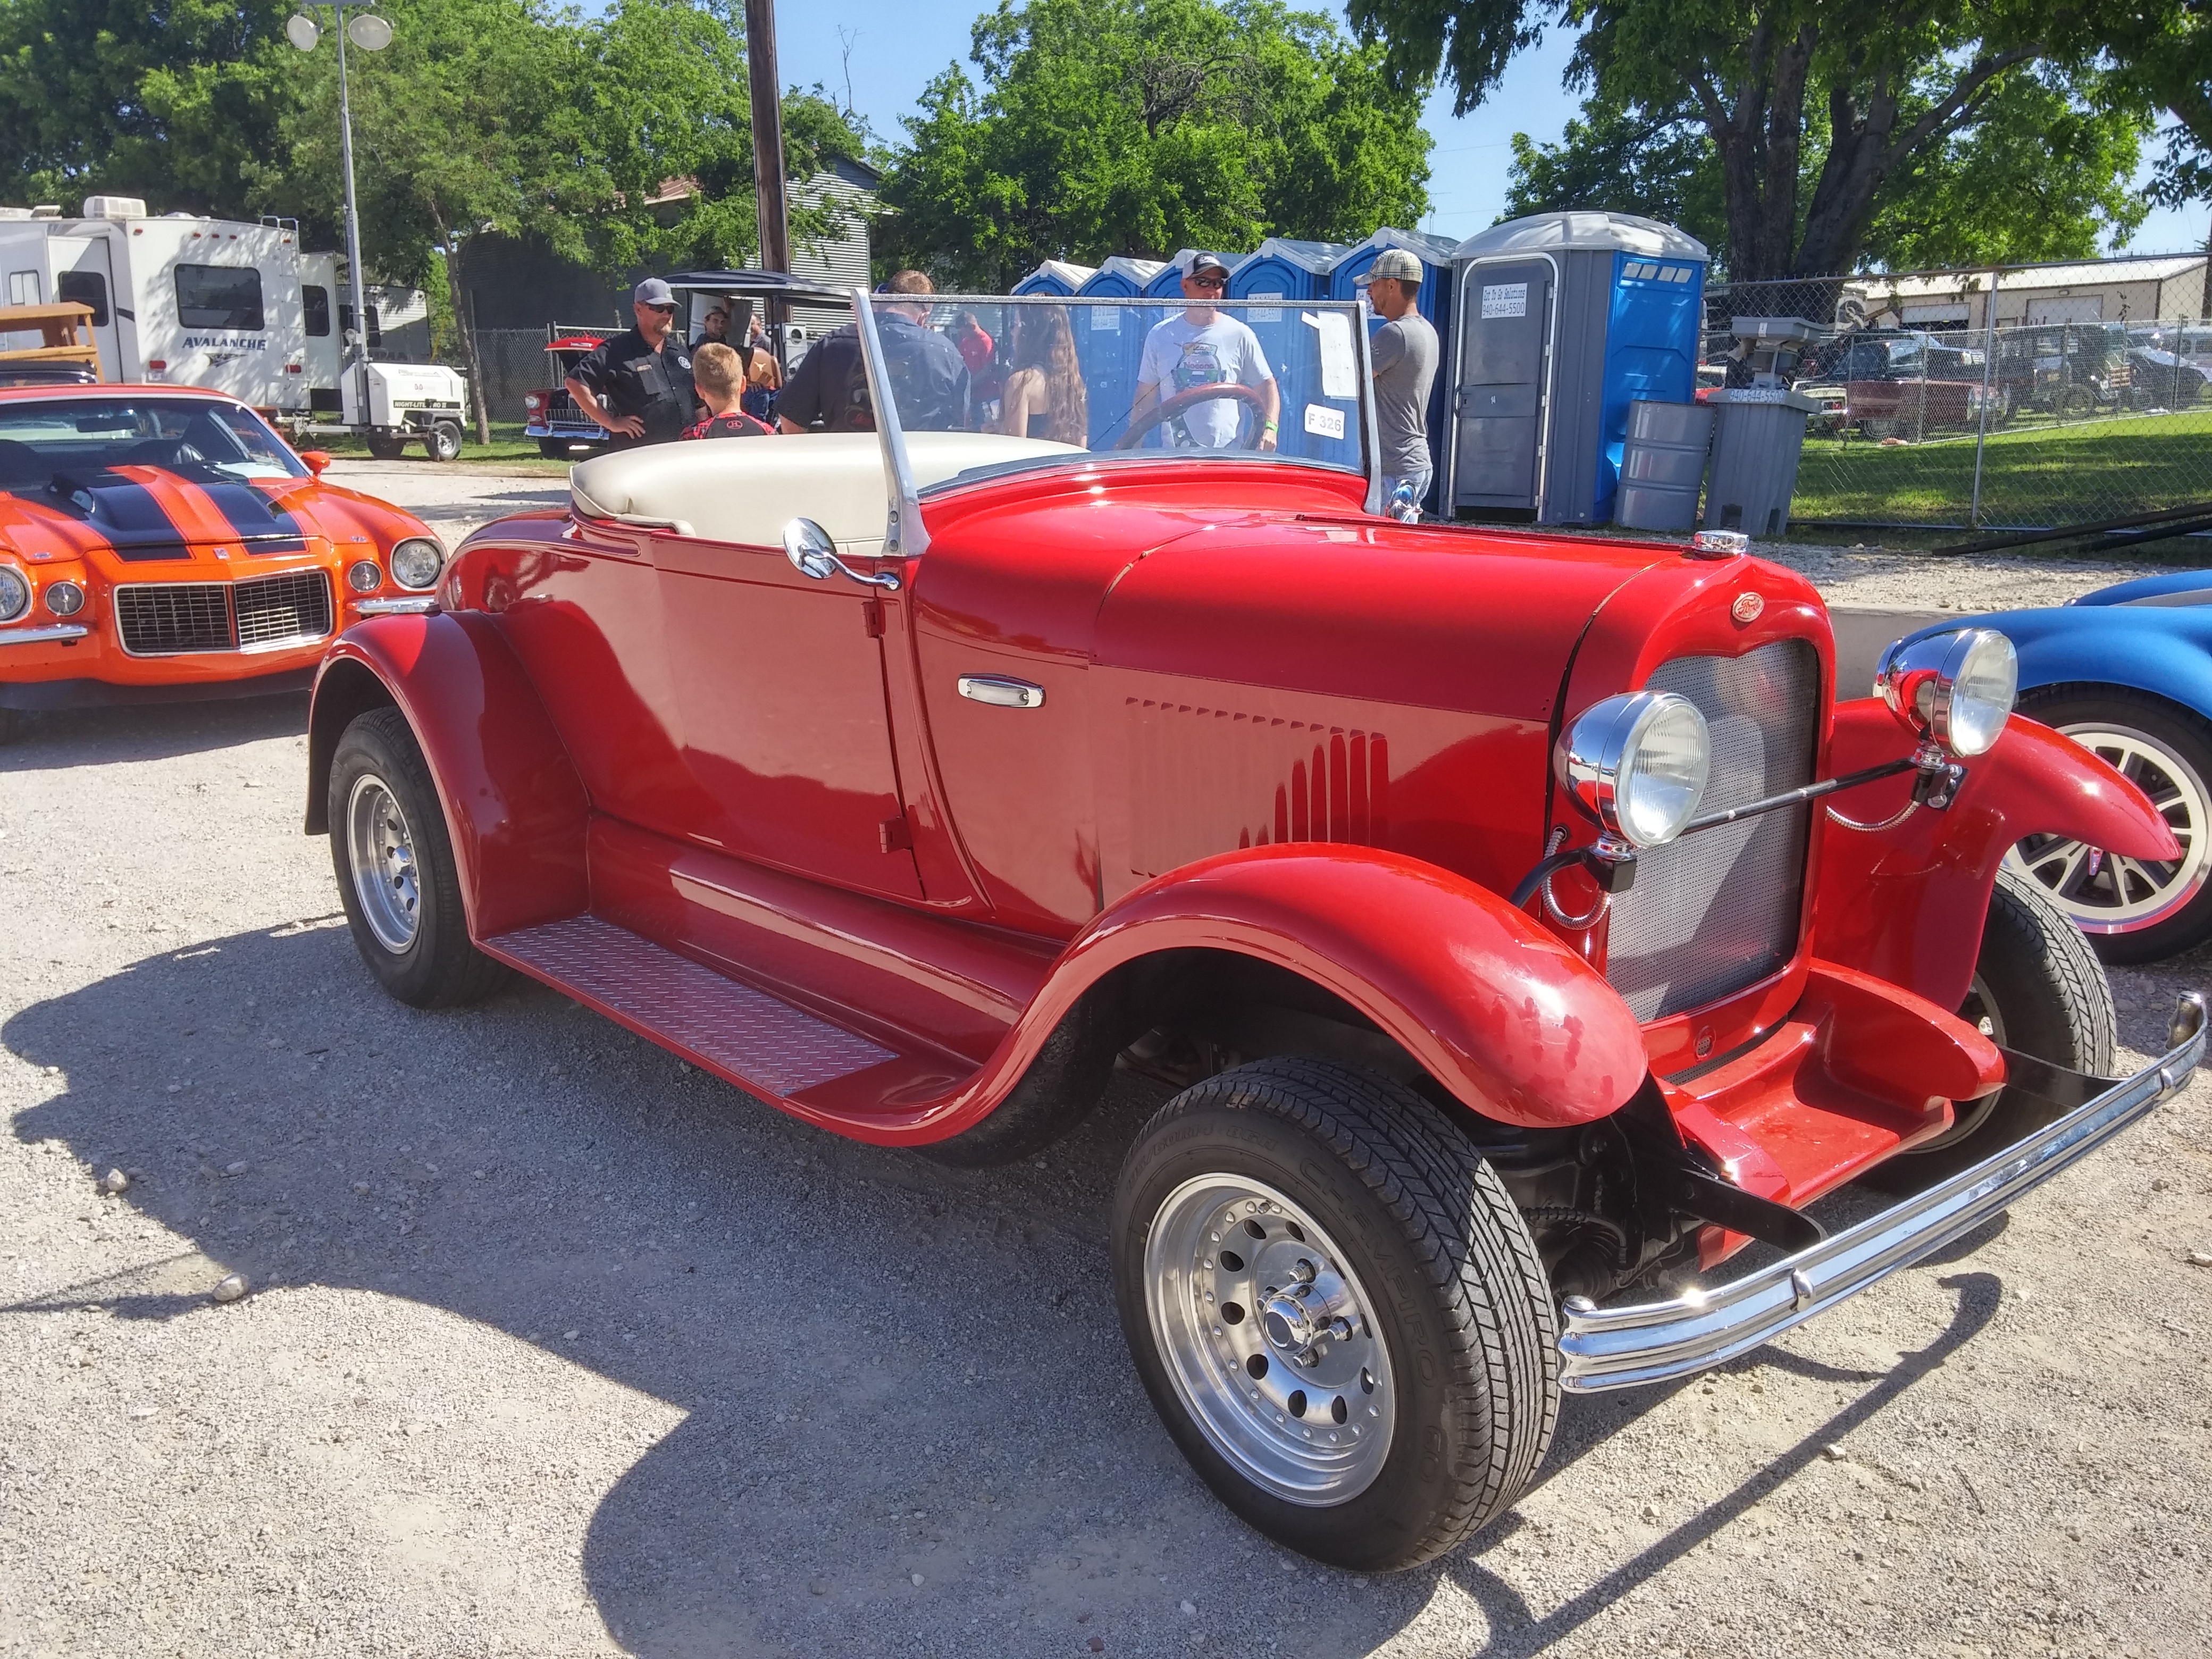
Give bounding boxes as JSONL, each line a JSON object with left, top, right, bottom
{"left": 958, "top": 675, "right": 1045, "bottom": 709}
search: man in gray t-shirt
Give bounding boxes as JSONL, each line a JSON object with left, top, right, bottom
{"left": 1356, "top": 248, "right": 1438, "bottom": 515}
{"left": 1131, "top": 249, "right": 1280, "bottom": 451}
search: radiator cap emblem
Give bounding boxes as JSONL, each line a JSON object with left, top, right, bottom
{"left": 1731, "top": 590, "right": 1764, "bottom": 623}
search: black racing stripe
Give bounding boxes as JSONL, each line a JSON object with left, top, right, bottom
{"left": 47, "top": 468, "right": 192, "bottom": 562}
{"left": 191, "top": 479, "right": 309, "bottom": 556}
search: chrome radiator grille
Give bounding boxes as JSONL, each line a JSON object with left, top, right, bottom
{"left": 235, "top": 569, "right": 333, "bottom": 647}
{"left": 1604, "top": 639, "right": 1820, "bottom": 1022}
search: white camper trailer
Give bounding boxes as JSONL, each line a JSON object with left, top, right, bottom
{"left": 0, "top": 198, "right": 466, "bottom": 458}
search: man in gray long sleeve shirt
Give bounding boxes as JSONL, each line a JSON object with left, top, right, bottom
{"left": 1356, "top": 248, "right": 1438, "bottom": 515}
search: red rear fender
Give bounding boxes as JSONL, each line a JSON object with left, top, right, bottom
{"left": 1040, "top": 845, "right": 1648, "bottom": 1130}
{"left": 308, "top": 614, "right": 589, "bottom": 939}
{"left": 1815, "top": 699, "right": 2175, "bottom": 1009}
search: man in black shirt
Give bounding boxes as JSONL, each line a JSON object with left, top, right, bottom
{"left": 776, "top": 269, "right": 968, "bottom": 433}
{"left": 565, "top": 278, "right": 701, "bottom": 448}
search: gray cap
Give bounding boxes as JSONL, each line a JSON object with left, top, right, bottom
{"left": 632, "top": 276, "right": 675, "bottom": 306}
{"left": 1177, "top": 249, "right": 1232, "bottom": 280}
{"left": 1354, "top": 248, "right": 1425, "bottom": 287}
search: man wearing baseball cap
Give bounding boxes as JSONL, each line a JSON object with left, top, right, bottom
{"left": 564, "top": 276, "right": 703, "bottom": 449}
{"left": 1129, "top": 249, "right": 1279, "bottom": 451}
{"left": 1355, "top": 248, "right": 1438, "bottom": 513}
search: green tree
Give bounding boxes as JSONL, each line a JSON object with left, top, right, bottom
{"left": 279, "top": 0, "right": 862, "bottom": 438}
{"left": 877, "top": 0, "right": 1432, "bottom": 290}
{"left": 0, "top": 1, "right": 297, "bottom": 215}
{"left": 1504, "top": 68, "right": 2150, "bottom": 276}
{"left": 2094, "top": 1, "right": 2212, "bottom": 240}
{"left": 1347, "top": 0, "right": 2151, "bottom": 279}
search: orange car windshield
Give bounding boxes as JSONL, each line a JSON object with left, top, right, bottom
{"left": 0, "top": 397, "right": 309, "bottom": 491}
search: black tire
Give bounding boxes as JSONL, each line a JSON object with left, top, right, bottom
{"left": 425, "top": 421, "right": 463, "bottom": 462}
{"left": 2010, "top": 686, "right": 2212, "bottom": 963}
{"left": 1112, "top": 1057, "right": 1557, "bottom": 1571}
{"left": 328, "top": 706, "right": 507, "bottom": 1009}
{"left": 1863, "top": 866, "right": 2115, "bottom": 1193}
{"left": 537, "top": 436, "right": 582, "bottom": 459}
{"left": 365, "top": 433, "right": 408, "bottom": 461}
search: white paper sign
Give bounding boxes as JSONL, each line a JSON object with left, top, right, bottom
{"left": 1248, "top": 289, "right": 1285, "bottom": 323}
{"left": 1302, "top": 309, "right": 1359, "bottom": 399}
{"left": 1303, "top": 403, "right": 1346, "bottom": 440}
{"left": 1091, "top": 306, "right": 1119, "bottom": 333}
{"left": 1481, "top": 282, "right": 1529, "bottom": 320}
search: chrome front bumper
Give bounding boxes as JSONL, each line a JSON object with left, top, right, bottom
{"left": 1559, "top": 992, "right": 2206, "bottom": 1393}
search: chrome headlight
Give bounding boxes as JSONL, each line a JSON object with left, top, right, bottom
{"left": 0, "top": 565, "right": 27, "bottom": 622}
{"left": 346, "top": 559, "right": 383, "bottom": 593}
{"left": 1875, "top": 627, "right": 2017, "bottom": 758}
{"left": 1559, "top": 690, "right": 1712, "bottom": 848}
{"left": 44, "top": 579, "right": 85, "bottom": 617}
{"left": 389, "top": 538, "right": 443, "bottom": 591}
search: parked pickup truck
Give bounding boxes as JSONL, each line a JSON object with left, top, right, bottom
{"left": 1798, "top": 330, "right": 1998, "bottom": 438}
{"left": 303, "top": 290, "right": 2203, "bottom": 1571}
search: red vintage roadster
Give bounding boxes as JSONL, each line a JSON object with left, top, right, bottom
{"left": 304, "top": 292, "right": 2203, "bottom": 1571}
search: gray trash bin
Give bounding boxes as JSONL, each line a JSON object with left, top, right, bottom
{"left": 1614, "top": 399, "right": 1713, "bottom": 531}
{"left": 1704, "top": 388, "right": 1820, "bottom": 537}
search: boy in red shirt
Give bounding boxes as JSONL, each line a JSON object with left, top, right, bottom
{"left": 682, "top": 343, "right": 774, "bottom": 439}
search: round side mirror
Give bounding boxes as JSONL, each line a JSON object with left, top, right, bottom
{"left": 783, "top": 517, "right": 840, "bottom": 581}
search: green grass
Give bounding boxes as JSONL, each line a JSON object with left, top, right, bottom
{"left": 305, "top": 420, "right": 575, "bottom": 474}
{"left": 1792, "top": 407, "right": 2212, "bottom": 530}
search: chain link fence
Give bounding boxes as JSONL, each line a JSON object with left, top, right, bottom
{"left": 1707, "top": 254, "right": 2212, "bottom": 531}
{"left": 429, "top": 327, "right": 580, "bottom": 427}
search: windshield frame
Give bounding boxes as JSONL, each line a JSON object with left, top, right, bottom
{"left": 845, "top": 288, "right": 1384, "bottom": 559}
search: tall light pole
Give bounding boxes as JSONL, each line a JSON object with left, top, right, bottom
{"left": 744, "top": 0, "right": 790, "bottom": 361}
{"left": 287, "top": 4, "right": 391, "bottom": 423}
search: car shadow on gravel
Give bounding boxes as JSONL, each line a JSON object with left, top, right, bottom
{"left": 1, "top": 691, "right": 307, "bottom": 772}
{"left": 4, "top": 920, "right": 2007, "bottom": 1658}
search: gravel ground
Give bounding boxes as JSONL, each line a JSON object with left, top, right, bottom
{"left": 1750, "top": 541, "right": 2176, "bottom": 614}
{"left": 3, "top": 475, "right": 2210, "bottom": 1657}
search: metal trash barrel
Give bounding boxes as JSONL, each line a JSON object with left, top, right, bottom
{"left": 1613, "top": 399, "right": 1713, "bottom": 531}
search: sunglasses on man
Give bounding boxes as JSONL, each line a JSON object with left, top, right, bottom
{"left": 1189, "top": 274, "right": 1228, "bottom": 291}
{"left": 644, "top": 301, "right": 677, "bottom": 314}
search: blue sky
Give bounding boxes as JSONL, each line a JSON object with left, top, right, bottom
{"left": 766, "top": 0, "right": 2201, "bottom": 257}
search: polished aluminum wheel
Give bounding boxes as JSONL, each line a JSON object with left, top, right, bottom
{"left": 2007, "top": 725, "right": 2212, "bottom": 934}
{"left": 346, "top": 772, "right": 421, "bottom": 953}
{"left": 1144, "top": 1176, "right": 1394, "bottom": 1505}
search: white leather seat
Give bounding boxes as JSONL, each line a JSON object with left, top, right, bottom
{"left": 568, "top": 431, "right": 1080, "bottom": 554}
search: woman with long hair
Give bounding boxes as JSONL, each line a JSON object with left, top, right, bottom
{"left": 995, "top": 305, "right": 1088, "bottom": 446}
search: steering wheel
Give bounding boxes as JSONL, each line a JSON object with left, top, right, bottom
{"left": 1116, "top": 382, "right": 1270, "bottom": 451}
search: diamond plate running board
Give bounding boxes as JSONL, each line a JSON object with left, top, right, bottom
{"left": 486, "top": 916, "right": 896, "bottom": 1097}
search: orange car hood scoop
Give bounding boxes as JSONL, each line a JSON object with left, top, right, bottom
{"left": 30, "top": 466, "right": 311, "bottom": 561}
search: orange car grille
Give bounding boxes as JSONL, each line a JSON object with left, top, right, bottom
{"left": 115, "top": 569, "right": 333, "bottom": 656}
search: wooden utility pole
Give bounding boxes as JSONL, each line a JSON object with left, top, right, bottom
{"left": 745, "top": 0, "right": 790, "bottom": 275}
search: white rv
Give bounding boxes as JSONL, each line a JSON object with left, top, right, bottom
{"left": 0, "top": 197, "right": 465, "bottom": 456}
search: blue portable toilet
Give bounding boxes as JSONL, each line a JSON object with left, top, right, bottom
{"left": 1141, "top": 254, "right": 1199, "bottom": 300}
{"left": 1011, "top": 259, "right": 1097, "bottom": 297}
{"left": 1074, "top": 258, "right": 1166, "bottom": 446}
{"left": 1444, "top": 211, "right": 1707, "bottom": 524}
{"left": 1330, "top": 228, "right": 1460, "bottom": 510}
{"left": 1229, "top": 238, "right": 1353, "bottom": 465}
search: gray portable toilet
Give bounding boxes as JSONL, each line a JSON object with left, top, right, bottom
{"left": 1445, "top": 212, "right": 1708, "bottom": 524}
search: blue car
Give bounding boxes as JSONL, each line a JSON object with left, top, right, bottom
{"left": 1909, "top": 570, "right": 2212, "bottom": 962}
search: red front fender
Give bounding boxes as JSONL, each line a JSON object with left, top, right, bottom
{"left": 1814, "top": 699, "right": 2176, "bottom": 1009}
{"left": 1031, "top": 845, "right": 1650, "bottom": 1130}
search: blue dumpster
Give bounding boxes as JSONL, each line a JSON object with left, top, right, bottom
{"left": 1329, "top": 228, "right": 1459, "bottom": 512}
{"left": 1445, "top": 212, "right": 1707, "bottom": 524}
{"left": 1075, "top": 258, "right": 1167, "bottom": 446}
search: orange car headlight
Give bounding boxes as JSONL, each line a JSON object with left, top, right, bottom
{"left": 0, "top": 565, "right": 27, "bottom": 622}
{"left": 346, "top": 559, "right": 383, "bottom": 593}
{"left": 44, "top": 580, "right": 85, "bottom": 617}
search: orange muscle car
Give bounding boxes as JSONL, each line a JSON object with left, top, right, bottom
{"left": 0, "top": 383, "right": 444, "bottom": 735}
